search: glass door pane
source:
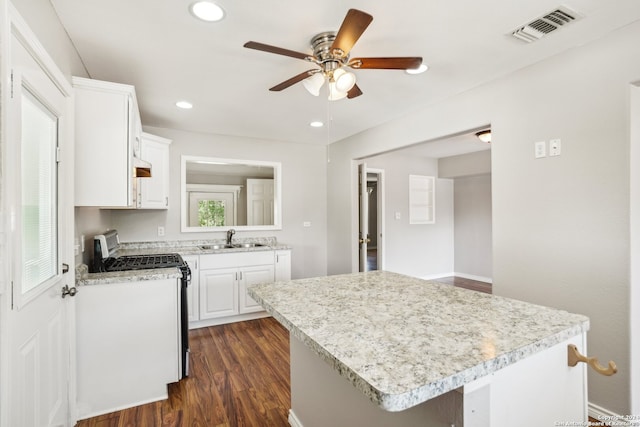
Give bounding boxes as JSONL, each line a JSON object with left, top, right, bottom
{"left": 21, "top": 89, "right": 58, "bottom": 293}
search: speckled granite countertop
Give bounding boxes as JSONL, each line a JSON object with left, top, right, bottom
{"left": 76, "top": 264, "right": 182, "bottom": 286}
{"left": 248, "top": 270, "right": 589, "bottom": 412}
{"left": 77, "top": 237, "right": 291, "bottom": 285}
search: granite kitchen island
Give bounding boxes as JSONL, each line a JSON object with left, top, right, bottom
{"left": 249, "top": 271, "right": 590, "bottom": 427}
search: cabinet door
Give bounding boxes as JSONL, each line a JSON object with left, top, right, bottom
{"left": 138, "top": 132, "right": 171, "bottom": 209}
{"left": 182, "top": 256, "right": 199, "bottom": 323}
{"left": 72, "top": 77, "right": 137, "bottom": 207}
{"left": 275, "top": 250, "right": 292, "bottom": 281}
{"left": 199, "top": 268, "right": 239, "bottom": 319}
{"left": 239, "top": 265, "right": 275, "bottom": 314}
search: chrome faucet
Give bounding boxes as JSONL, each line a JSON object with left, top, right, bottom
{"left": 226, "top": 229, "right": 236, "bottom": 245}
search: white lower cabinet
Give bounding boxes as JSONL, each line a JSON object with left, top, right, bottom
{"left": 275, "top": 249, "right": 292, "bottom": 281}
{"left": 200, "top": 267, "right": 240, "bottom": 319}
{"left": 191, "top": 249, "right": 289, "bottom": 328}
{"left": 239, "top": 265, "right": 276, "bottom": 313}
{"left": 76, "top": 278, "right": 180, "bottom": 420}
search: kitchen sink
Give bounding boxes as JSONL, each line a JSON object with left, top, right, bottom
{"left": 235, "top": 243, "right": 265, "bottom": 248}
{"left": 200, "top": 243, "right": 265, "bottom": 250}
{"left": 200, "top": 244, "right": 235, "bottom": 250}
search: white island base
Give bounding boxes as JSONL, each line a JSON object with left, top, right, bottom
{"left": 288, "top": 334, "right": 587, "bottom": 427}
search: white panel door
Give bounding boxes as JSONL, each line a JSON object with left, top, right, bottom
{"left": 246, "top": 179, "right": 274, "bottom": 225}
{"left": 4, "top": 18, "right": 74, "bottom": 427}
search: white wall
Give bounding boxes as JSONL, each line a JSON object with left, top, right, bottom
{"left": 365, "top": 151, "right": 454, "bottom": 278}
{"left": 453, "top": 174, "right": 492, "bottom": 280}
{"left": 92, "top": 126, "right": 329, "bottom": 280}
{"left": 328, "top": 21, "right": 640, "bottom": 415}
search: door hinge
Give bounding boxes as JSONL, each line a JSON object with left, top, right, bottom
{"left": 56, "top": 146, "right": 61, "bottom": 163}
{"left": 10, "top": 70, "right": 14, "bottom": 99}
{"left": 11, "top": 281, "right": 14, "bottom": 309}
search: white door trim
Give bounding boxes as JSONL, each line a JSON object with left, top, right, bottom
{"left": 629, "top": 82, "right": 640, "bottom": 416}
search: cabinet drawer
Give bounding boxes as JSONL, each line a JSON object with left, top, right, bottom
{"left": 200, "top": 251, "right": 274, "bottom": 269}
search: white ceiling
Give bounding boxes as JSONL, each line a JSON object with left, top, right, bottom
{"left": 50, "top": 0, "right": 640, "bottom": 157}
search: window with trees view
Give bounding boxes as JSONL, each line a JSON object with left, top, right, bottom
{"left": 198, "top": 200, "right": 226, "bottom": 227}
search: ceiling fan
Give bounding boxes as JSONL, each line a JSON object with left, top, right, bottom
{"left": 243, "top": 9, "right": 423, "bottom": 100}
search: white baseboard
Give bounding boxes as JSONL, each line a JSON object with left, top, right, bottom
{"left": 589, "top": 402, "right": 631, "bottom": 426}
{"left": 420, "top": 272, "right": 456, "bottom": 281}
{"left": 288, "top": 409, "right": 303, "bottom": 427}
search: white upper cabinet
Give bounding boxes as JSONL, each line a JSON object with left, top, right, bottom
{"left": 73, "top": 77, "right": 142, "bottom": 207}
{"left": 137, "top": 132, "right": 171, "bottom": 209}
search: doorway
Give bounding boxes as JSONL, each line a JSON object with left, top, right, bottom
{"left": 358, "top": 165, "right": 384, "bottom": 272}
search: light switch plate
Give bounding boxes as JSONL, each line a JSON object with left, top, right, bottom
{"left": 535, "top": 141, "right": 546, "bottom": 159}
{"left": 549, "top": 139, "right": 561, "bottom": 156}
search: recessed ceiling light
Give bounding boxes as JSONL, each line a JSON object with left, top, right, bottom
{"left": 189, "top": 1, "right": 225, "bottom": 22}
{"left": 310, "top": 121, "right": 324, "bottom": 128}
{"left": 176, "top": 101, "right": 193, "bottom": 109}
{"left": 406, "top": 64, "right": 429, "bottom": 75}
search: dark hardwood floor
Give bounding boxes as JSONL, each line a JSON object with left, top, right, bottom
{"left": 76, "top": 317, "right": 291, "bottom": 427}
{"left": 435, "top": 275, "right": 492, "bottom": 294}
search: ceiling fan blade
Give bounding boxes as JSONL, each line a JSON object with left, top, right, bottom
{"left": 331, "top": 9, "right": 373, "bottom": 58}
{"left": 347, "top": 84, "right": 363, "bottom": 99}
{"left": 269, "top": 70, "right": 317, "bottom": 91}
{"left": 350, "top": 57, "right": 423, "bottom": 70}
{"left": 244, "top": 41, "right": 310, "bottom": 61}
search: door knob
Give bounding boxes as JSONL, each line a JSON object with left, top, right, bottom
{"left": 61, "top": 285, "right": 77, "bottom": 298}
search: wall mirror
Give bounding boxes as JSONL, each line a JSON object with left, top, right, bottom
{"left": 181, "top": 155, "right": 282, "bottom": 232}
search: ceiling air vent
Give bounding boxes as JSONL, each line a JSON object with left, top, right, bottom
{"left": 511, "top": 7, "right": 581, "bottom": 43}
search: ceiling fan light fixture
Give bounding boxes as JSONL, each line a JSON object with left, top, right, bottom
{"left": 333, "top": 68, "right": 356, "bottom": 92}
{"left": 476, "top": 130, "right": 492, "bottom": 143}
{"left": 302, "top": 73, "right": 325, "bottom": 96}
{"left": 328, "top": 81, "right": 348, "bottom": 101}
{"left": 189, "top": 1, "right": 225, "bottom": 22}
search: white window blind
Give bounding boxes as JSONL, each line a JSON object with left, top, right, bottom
{"left": 21, "top": 89, "right": 58, "bottom": 293}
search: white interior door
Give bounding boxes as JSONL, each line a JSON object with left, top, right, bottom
{"left": 4, "top": 15, "right": 74, "bottom": 427}
{"left": 246, "top": 178, "right": 274, "bottom": 225}
{"left": 358, "top": 163, "right": 369, "bottom": 272}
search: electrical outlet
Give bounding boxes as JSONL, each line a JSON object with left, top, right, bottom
{"left": 534, "top": 141, "right": 546, "bottom": 159}
{"left": 549, "top": 139, "right": 561, "bottom": 156}
{"left": 395, "top": 212, "right": 401, "bottom": 220}
{"left": 303, "top": 221, "right": 311, "bottom": 227}
{"left": 157, "top": 226, "right": 165, "bottom": 237}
